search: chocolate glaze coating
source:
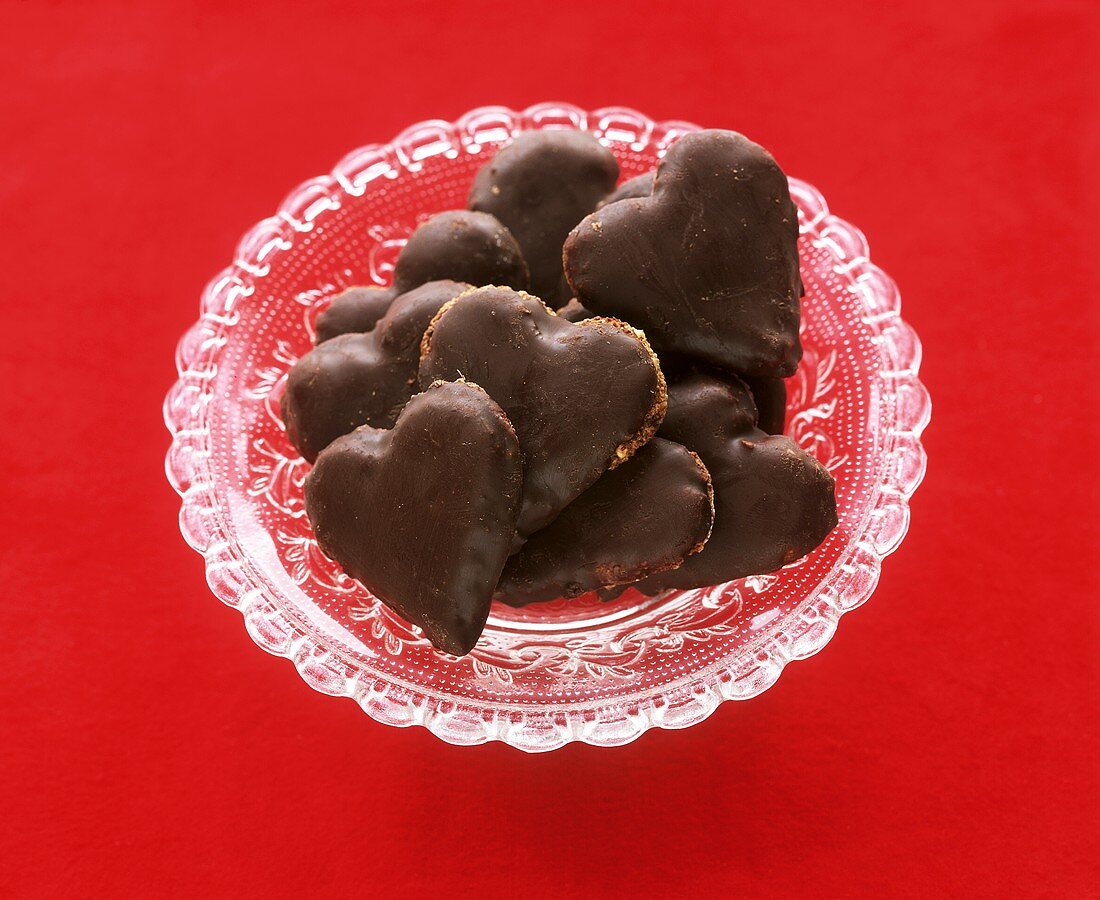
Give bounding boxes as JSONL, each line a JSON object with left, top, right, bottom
{"left": 315, "top": 286, "right": 398, "bottom": 344}
{"left": 743, "top": 375, "right": 787, "bottom": 435}
{"left": 394, "top": 209, "right": 528, "bottom": 293}
{"left": 564, "top": 129, "right": 804, "bottom": 376}
{"left": 419, "top": 286, "right": 666, "bottom": 539}
{"left": 560, "top": 303, "right": 787, "bottom": 434}
{"left": 496, "top": 438, "right": 713, "bottom": 607}
{"left": 283, "top": 281, "right": 470, "bottom": 461}
{"left": 599, "top": 171, "right": 655, "bottom": 207}
{"left": 556, "top": 297, "right": 595, "bottom": 322}
{"left": 625, "top": 371, "right": 836, "bottom": 594}
{"left": 304, "top": 380, "right": 523, "bottom": 656}
{"left": 469, "top": 131, "right": 618, "bottom": 304}
{"left": 315, "top": 210, "right": 528, "bottom": 344}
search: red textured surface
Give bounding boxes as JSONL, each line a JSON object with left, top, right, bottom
{"left": 2, "top": 1, "right": 1097, "bottom": 896}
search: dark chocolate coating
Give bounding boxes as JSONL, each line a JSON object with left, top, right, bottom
{"left": 496, "top": 438, "right": 713, "bottom": 607}
{"left": 419, "top": 286, "right": 666, "bottom": 539}
{"left": 556, "top": 298, "right": 595, "bottom": 322}
{"left": 599, "top": 171, "right": 655, "bottom": 207}
{"left": 283, "top": 281, "right": 471, "bottom": 461}
{"left": 315, "top": 286, "right": 398, "bottom": 344}
{"left": 543, "top": 171, "right": 653, "bottom": 331}
{"left": 304, "top": 380, "right": 523, "bottom": 656}
{"left": 314, "top": 210, "right": 528, "bottom": 344}
{"left": 645, "top": 354, "right": 788, "bottom": 436}
{"left": 393, "top": 209, "right": 528, "bottom": 293}
{"left": 564, "top": 129, "right": 804, "bottom": 376}
{"left": 469, "top": 131, "right": 619, "bottom": 304}
{"left": 627, "top": 371, "right": 836, "bottom": 594}
{"left": 743, "top": 375, "right": 787, "bottom": 435}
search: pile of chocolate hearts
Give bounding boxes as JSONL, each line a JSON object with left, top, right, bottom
{"left": 282, "top": 128, "right": 838, "bottom": 656}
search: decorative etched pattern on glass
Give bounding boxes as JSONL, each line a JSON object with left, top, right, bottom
{"left": 164, "top": 104, "right": 929, "bottom": 751}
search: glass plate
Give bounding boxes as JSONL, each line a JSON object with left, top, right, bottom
{"left": 164, "top": 103, "right": 930, "bottom": 751}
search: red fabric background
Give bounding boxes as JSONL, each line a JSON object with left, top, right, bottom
{"left": 2, "top": 1, "right": 1097, "bottom": 896}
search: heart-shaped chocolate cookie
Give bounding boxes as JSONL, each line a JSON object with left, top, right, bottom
{"left": 564, "top": 129, "right": 803, "bottom": 377}
{"left": 283, "top": 281, "right": 470, "bottom": 461}
{"left": 497, "top": 438, "right": 713, "bottom": 606}
{"left": 623, "top": 370, "right": 836, "bottom": 595}
{"left": 304, "top": 380, "right": 523, "bottom": 656}
{"left": 419, "top": 286, "right": 666, "bottom": 539}
{"left": 315, "top": 210, "right": 528, "bottom": 343}
{"left": 469, "top": 130, "right": 618, "bottom": 303}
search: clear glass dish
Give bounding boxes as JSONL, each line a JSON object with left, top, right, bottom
{"left": 164, "top": 103, "right": 929, "bottom": 751}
